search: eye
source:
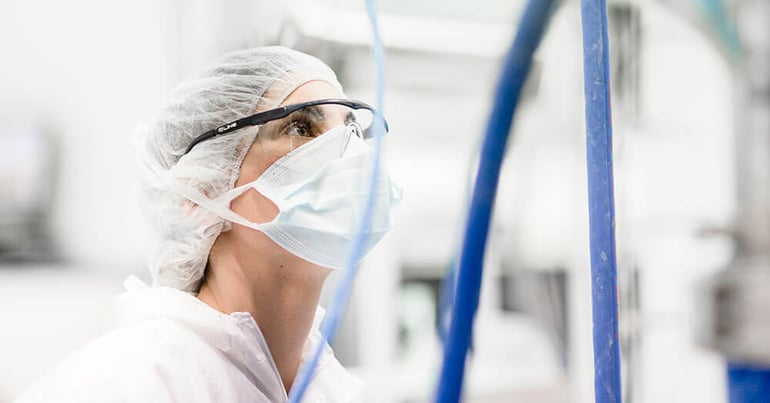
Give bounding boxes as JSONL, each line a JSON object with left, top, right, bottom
{"left": 282, "top": 119, "right": 315, "bottom": 138}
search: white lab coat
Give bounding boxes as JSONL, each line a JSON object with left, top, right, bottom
{"left": 15, "top": 277, "right": 362, "bottom": 403}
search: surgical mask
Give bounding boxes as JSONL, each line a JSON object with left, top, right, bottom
{"left": 172, "top": 124, "right": 401, "bottom": 269}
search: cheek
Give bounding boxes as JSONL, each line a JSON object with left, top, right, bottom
{"left": 230, "top": 188, "right": 279, "bottom": 224}
{"left": 231, "top": 141, "right": 283, "bottom": 223}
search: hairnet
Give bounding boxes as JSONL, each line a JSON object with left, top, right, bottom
{"left": 136, "top": 46, "right": 344, "bottom": 292}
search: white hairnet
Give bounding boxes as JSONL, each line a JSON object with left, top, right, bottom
{"left": 136, "top": 46, "right": 344, "bottom": 292}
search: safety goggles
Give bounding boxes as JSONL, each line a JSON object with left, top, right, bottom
{"left": 184, "top": 98, "right": 389, "bottom": 156}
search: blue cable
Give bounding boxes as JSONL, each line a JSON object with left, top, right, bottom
{"left": 433, "top": 1, "right": 556, "bottom": 402}
{"left": 579, "top": 0, "right": 622, "bottom": 402}
{"left": 287, "top": 0, "right": 387, "bottom": 401}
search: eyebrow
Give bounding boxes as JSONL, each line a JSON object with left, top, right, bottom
{"left": 296, "top": 105, "right": 326, "bottom": 120}
{"left": 296, "top": 105, "right": 356, "bottom": 126}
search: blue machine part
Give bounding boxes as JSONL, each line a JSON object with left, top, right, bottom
{"left": 728, "top": 363, "right": 770, "bottom": 403}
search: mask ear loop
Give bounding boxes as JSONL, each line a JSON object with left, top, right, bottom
{"left": 340, "top": 122, "right": 364, "bottom": 157}
{"left": 165, "top": 176, "right": 267, "bottom": 232}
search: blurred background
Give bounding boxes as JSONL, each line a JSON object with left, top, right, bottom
{"left": 0, "top": 0, "right": 763, "bottom": 402}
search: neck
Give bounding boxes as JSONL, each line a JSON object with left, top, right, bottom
{"left": 198, "top": 233, "right": 330, "bottom": 393}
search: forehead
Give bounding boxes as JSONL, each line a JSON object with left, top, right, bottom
{"left": 280, "top": 80, "right": 344, "bottom": 106}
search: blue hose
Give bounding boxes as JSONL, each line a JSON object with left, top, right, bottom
{"left": 287, "top": 0, "right": 387, "bottom": 401}
{"left": 580, "top": 0, "right": 622, "bottom": 402}
{"left": 433, "top": 1, "right": 556, "bottom": 402}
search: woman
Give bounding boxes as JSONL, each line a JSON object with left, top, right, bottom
{"left": 16, "top": 46, "right": 399, "bottom": 402}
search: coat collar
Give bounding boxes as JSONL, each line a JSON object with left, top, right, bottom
{"left": 108, "top": 276, "right": 362, "bottom": 402}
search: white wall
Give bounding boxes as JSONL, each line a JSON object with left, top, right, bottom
{"left": 0, "top": 0, "right": 179, "bottom": 271}
{"left": 0, "top": 0, "right": 283, "bottom": 272}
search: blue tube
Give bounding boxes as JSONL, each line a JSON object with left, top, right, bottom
{"left": 579, "top": 0, "right": 622, "bottom": 402}
{"left": 433, "top": 1, "right": 556, "bottom": 402}
{"left": 287, "top": 0, "right": 387, "bottom": 402}
{"left": 727, "top": 363, "right": 770, "bottom": 403}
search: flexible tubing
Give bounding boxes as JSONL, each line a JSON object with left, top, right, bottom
{"left": 433, "top": 1, "right": 556, "bottom": 402}
{"left": 286, "top": 0, "right": 387, "bottom": 401}
{"left": 580, "top": 0, "right": 622, "bottom": 402}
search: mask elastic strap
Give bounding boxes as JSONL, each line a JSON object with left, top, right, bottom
{"left": 165, "top": 176, "right": 265, "bottom": 231}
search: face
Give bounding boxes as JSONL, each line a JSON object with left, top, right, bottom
{"left": 224, "top": 80, "right": 344, "bottom": 268}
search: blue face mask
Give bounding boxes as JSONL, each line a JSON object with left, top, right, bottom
{"left": 182, "top": 124, "right": 401, "bottom": 269}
